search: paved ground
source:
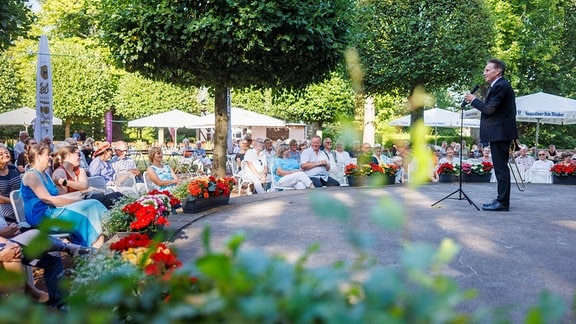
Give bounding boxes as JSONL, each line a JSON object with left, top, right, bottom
{"left": 166, "top": 182, "right": 576, "bottom": 323}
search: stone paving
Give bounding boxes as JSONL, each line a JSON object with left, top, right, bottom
{"left": 166, "top": 182, "right": 576, "bottom": 323}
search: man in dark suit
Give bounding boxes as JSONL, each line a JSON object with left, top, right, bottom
{"left": 465, "top": 59, "right": 518, "bottom": 211}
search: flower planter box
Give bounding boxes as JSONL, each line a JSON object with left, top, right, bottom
{"left": 552, "top": 175, "right": 576, "bottom": 185}
{"left": 182, "top": 194, "right": 230, "bottom": 213}
{"left": 347, "top": 175, "right": 396, "bottom": 187}
{"left": 438, "top": 174, "right": 458, "bottom": 183}
{"left": 462, "top": 173, "right": 491, "bottom": 183}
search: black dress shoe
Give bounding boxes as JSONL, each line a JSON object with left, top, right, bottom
{"left": 482, "top": 199, "right": 498, "bottom": 208}
{"left": 482, "top": 202, "right": 509, "bottom": 211}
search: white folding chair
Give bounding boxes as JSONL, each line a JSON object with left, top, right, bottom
{"left": 87, "top": 176, "right": 107, "bottom": 190}
{"left": 10, "top": 190, "right": 69, "bottom": 241}
{"left": 113, "top": 172, "right": 140, "bottom": 197}
{"left": 238, "top": 160, "right": 252, "bottom": 194}
{"left": 142, "top": 171, "right": 155, "bottom": 192}
{"left": 269, "top": 164, "right": 296, "bottom": 192}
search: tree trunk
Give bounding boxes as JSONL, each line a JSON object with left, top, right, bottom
{"left": 213, "top": 86, "right": 231, "bottom": 178}
{"left": 408, "top": 85, "right": 425, "bottom": 144}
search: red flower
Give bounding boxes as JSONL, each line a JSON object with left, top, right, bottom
{"left": 437, "top": 162, "right": 456, "bottom": 175}
{"left": 187, "top": 176, "right": 236, "bottom": 199}
{"left": 551, "top": 163, "right": 576, "bottom": 176}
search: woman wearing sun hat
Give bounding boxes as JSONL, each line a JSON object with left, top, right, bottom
{"left": 88, "top": 141, "right": 115, "bottom": 185}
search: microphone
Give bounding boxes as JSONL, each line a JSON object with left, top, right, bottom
{"left": 461, "top": 85, "right": 480, "bottom": 107}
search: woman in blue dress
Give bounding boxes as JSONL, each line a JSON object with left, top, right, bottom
{"left": 272, "top": 144, "right": 314, "bottom": 190}
{"left": 147, "top": 146, "right": 180, "bottom": 191}
{"left": 20, "top": 144, "right": 107, "bottom": 248}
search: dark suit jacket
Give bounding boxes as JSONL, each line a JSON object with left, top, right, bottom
{"left": 470, "top": 78, "right": 518, "bottom": 143}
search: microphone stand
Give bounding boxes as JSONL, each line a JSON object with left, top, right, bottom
{"left": 431, "top": 103, "right": 480, "bottom": 210}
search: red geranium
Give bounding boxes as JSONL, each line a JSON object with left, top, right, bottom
{"left": 110, "top": 233, "right": 182, "bottom": 278}
{"left": 121, "top": 190, "right": 180, "bottom": 233}
{"left": 437, "top": 162, "right": 457, "bottom": 175}
{"left": 550, "top": 163, "right": 576, "bottom": 176}
{"left": 187, "top": 176, "right": 236, "bottom": 200}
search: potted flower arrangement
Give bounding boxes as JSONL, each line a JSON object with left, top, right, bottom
{"left": 109, "top": 233, "right": 182, "bottom": 277}
{"left": 460, "top": 161, "right": 493, "bottom": 182}
{"left": 182, "top": 176, "right": 236, "bottom": 213}
{"left": 103, "top": 190, "right": 181, "bottom": 237}
{"left": 344, "top": 162, "right": 397, "bottom": 186}
{"left": 436, "top": 162, "right": 458, "bottom": 183}
{"left": 550, "top": 163, "right": 576, "bottom": 184}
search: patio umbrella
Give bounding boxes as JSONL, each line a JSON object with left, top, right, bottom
{"left": 0, "top": 107, "right": 62, "bottom": 131}
{"left": 515, "top": 92, "right": 576, "bottom": 148}
{"left": 193, "top": 107, "right": 285, "bottom": 127}
{"left": 389, "top": 108, "right": 479, "bottom": 128}
{"left": 128, "top": 109, "right": 202, "bottom": 144}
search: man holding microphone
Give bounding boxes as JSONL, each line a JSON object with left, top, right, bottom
{"left": 464, "top": 59, "right": 518, "bottom": 211}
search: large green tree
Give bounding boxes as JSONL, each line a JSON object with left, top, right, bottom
{"left": 98, "top": 0, "right": 353, "bottom": 177}
{"left": 0, "top": 0, "right": 34, "bottom": 51}
{"left": 353, "top": 0, "right": 494, "bottom": 142}
{"left": 0, "top": 54, "right": 23, "bottom": 111}
{"left": 272, "top": 71, "right": 356, "bottom": 136}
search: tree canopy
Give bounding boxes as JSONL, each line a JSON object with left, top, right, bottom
{"left": 98, "top": 0, "right": 354, "bottom": 177}
{"left": 353, "top": 0, "right": 495, "bottom": 96}
{"left": 0, "top": 0, "right": 34, "bottom": 51}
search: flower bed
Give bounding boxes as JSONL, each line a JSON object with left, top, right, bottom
{"left": 103, "top": 190, "right": 181, "bottom": 236}
{"left": 180, "top": 176, "right": 235, "bottom": 213}
{"left": 344, "top": 162, "right": 398, "bottom": 186}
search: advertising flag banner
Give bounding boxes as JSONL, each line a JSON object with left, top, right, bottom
{"left": 35, "top": 35, "right": 53, "bottom": 141}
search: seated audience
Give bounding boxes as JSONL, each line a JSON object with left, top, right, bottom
{"left": 193, "top": 141, "right": 212, "bottom": 172}
{"left": 65, "top": 137, "right": 90, "bottom": 173}
{"left": 547, "top": 144, "right": 561, "bottom": 162}
{"left": 334, "top": 141, "right": 351, "bottom": 166}
{"left": 557, "top": 151, "right": 574, "bottom": 166}
{"left": 13, "top": 131, "right": 29, "bottom": 162}
{"left": 262, "top": 138, "right": 276, "bottom": 169}
{"left": 20, "top": 144, "right": 107, "bottom": 247}
{"left": 357, "top": 143, "right": 379, "bottom": 165}
{"left": 526, "top": 150, "right": 554, "bottom": 183}
{"left": 480, "top": 147, "right": 492, "bottom": 163}
{"left": 235, "top": 138, "right": 249, "bottom": 170}
{"left": 300, "top": 136, "right": 340, "bottom": 187}
{"left": 81, "top": 137, "right": 94, "bottom": 165}
{"left": 288, "top": 139, "right": 301, "bottom": 163}
{"left": 374, "top": 144, "right": 392, "bottom": 165}
{"left": 53, "top": 146, "right": 123, "bottom": 209}
{"left": 437, "top": 146, "right": 456, "bottom": 166}
{"left": 110, "top": 141, "right": 145, "bottom": 193}
{"left": 272, "top": 144, "right": 313, "bottom": 190}
{"left": 180, "top": 138, "right": 195, "bottom": 157}
{"left": 393, "top": 156, "right": 405, "bottom": 184}
{"left": 1, "top": 222, "right": 91, "bottom": 306}
{"left": 16, "top": 137, "right": 37, "bottom": 173}
{"left": 243, "top": 138, "right": 272, "bottom": 194}
{"left": 146, "top": 146, "right": 179, "bottom": 191}
{"left": 0, "top": 146, "right": 21, "bottom": 222}
{"left": 515, "top": 145, "right": 535, "bottom": 173}
{"left": 89, "top": 141, "right": 115, "bottom": 185}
